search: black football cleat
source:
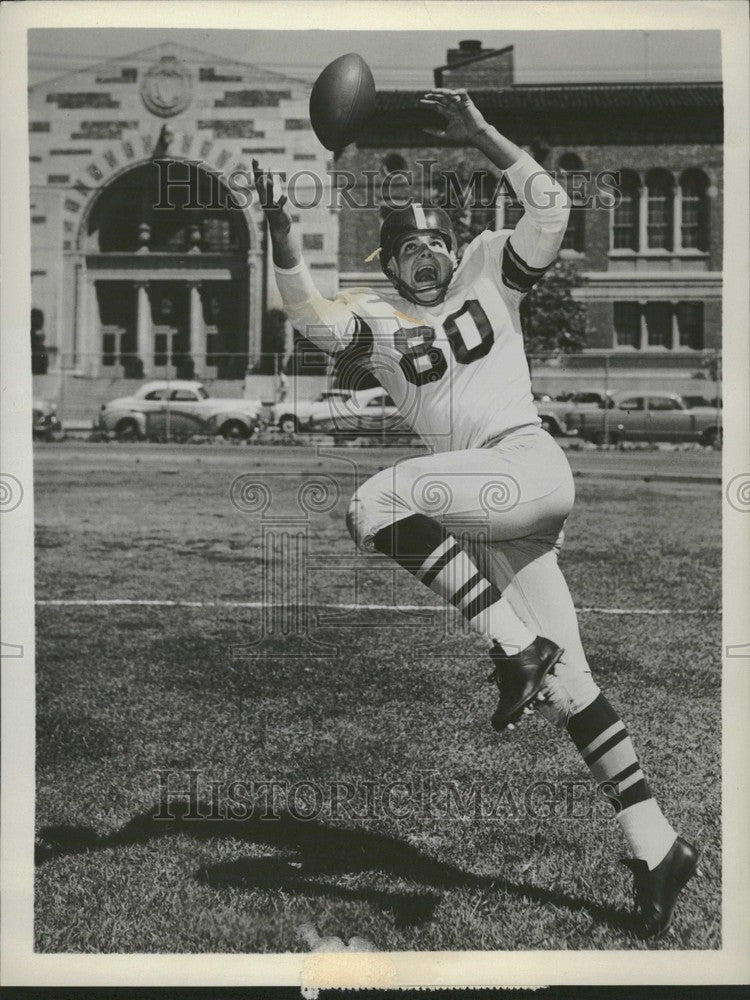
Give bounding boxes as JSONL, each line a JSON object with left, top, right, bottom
{"left": 622, "top": 835, "right": 700, "bottom": 938}
{"left": 487, "top": 636, "right": 563, "bottom": 731}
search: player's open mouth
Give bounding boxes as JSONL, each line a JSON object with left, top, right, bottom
{"left": 414, "top": 264, "right": 437, "bottom": 284}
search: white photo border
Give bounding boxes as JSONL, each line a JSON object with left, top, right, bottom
{"left": 1, "top": 0, "right": 748, "bottom": 988}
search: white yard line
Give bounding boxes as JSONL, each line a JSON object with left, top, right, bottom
{"left": 36, "top": 599, "right": 718, "bottom": 615}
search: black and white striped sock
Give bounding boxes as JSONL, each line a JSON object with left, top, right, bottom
{"left": 372, "top": 513, "right": 535, "bottom": 654}
{"left": 567, "top": 693, "right": 677, "bottom": 869}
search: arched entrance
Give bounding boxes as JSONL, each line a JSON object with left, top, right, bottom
{"left": 77, "top": 160, "right": 258, "bottom": 378}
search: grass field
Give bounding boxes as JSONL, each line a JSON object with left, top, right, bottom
{"left": 33, "top": 442, "right": 721, "bottom": 953}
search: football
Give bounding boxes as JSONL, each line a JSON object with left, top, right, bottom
{"left": 309, "top": 52, "right": 376, "bottom": 152}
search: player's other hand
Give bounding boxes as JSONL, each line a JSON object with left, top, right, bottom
{"left": 252, "top": 159, "right": 290, "bottom": 230}
{"left": 419, "top": 88, "right": 489, "bottom": 144}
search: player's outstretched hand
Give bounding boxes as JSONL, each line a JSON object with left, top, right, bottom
{"left": 419, "top": 88, "right": 489, "bottom": 143}
{"left": 252, "top": 159, "right": 290, "bottom": 229}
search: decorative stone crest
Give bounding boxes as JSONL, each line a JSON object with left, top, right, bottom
{"left": 140, "top": 56, "right": 192, "bottom": 118}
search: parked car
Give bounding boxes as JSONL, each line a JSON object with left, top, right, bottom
{"left": 272, "top": 389, "right": 355, "bottom": 434}
{"left": 327, "top": 387, "right": 414, "bottom": 438}
{"left": 274, "top": 386, "right": 413, "bottom": 438}
{"left": 682, "top": 394, "right": 722, "bottom": 409}
{"left": 97, "top": 380, "right": 264, "bottom": 441}
{"left": 575, "top": 392, "right": 722, "bottom": 446}
{"left": 33, "top": 399, "right": 63, "bottom": 441}
{"left": 534, "top": 390, "right": 613, "bottom": 436}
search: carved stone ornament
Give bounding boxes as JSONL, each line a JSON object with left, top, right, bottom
{"left": 140, "top": 56, "right": 192, "bottom": 118}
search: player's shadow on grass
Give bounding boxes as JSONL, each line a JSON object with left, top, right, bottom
{"left": 36, "top": 801, "right": 632, "bottom": 932}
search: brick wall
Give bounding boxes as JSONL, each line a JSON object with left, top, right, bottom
{"left": 336, "top": 127, "right": 722, "bottom": 358}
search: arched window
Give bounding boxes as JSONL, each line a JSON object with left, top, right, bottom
{"left": 680, "top": 169, "right": 710, "bottom": 251}
{"left": 557, "top": 152, "right": 584, "bottom": 173}
{"left": 382, "top": 152, "right": 409, "bottom": 175}
{"left": 612, "top": 170, "right": 640, "bottom": 250}
{"left": 557, "top": 152, "right": 585, "bottom": 252}
{"left": 646, "top": 169, "right": 675, "bottom": 250}
{"left": 86, "top": 162, "right": 247, "bottom": 254}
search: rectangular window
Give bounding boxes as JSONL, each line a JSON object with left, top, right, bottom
{"left": 645, "top": 301, "right": 672, "bottom": 348}
{"left": 614, "top": 302, "right": 641, "bottom": 349}
{"left": 561, "top": 206, "right": 585, "bottom": 252}
{"left": 102, "top": 332, "right": 117, "bottom": 366}
{"left": 154, "top": 333, "right": 168, "bottom": 367}
{"left": 302, "top": 233, "right": 324, "bottom": 250}
{"left": 206, "top": 333, "right": 220, "bottom": 367}
{"left": 681, "top": 195, "right": 707, "bottom": 250}
{"left": 677, "top": 301, "right": 704, "bottom": 350}
{"left": 612, "top": 193, "right": 637, "bottom": 250}
{"left": 202, "top": 218, "right": 234, "bottom": 252}
{"left": 647, "top": 193, "right": 673, "bottom": 250}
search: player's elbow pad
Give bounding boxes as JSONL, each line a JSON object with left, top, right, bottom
{"left": 506, "top": 152, "right": 570, "bottom": 234}
{"left": 528, "top": 175, "right": 570, "bottom": 234}
{"left": 276, "top": 262, "right": 356, "bottom": 350}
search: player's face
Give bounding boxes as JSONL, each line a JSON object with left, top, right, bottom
{"left": 394, "top": 233, "right": 455, "bottom": 304}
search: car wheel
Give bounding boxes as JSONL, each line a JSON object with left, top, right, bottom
{"left": 220, "top": 420, "right": 249, "bottom": 441}
{"left": 115, "top": 418, "right": 142, "bottom": 442}
{"left": 700, "top": 426, "right": 722, "bottom": 448}
{"left": 540, "top": 417, "right": 560, "bottom": 436}
{"left": 278, "top": 414, "right": 299, "bottom": 434}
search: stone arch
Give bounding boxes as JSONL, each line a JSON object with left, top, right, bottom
{"left": 80, "top": 161, "right": 252, "bottom": 254}
{"left": 71, "top": 139, "right": 262, "bottom": 254}
{"left": 66, "top": 130, "right": 267, "bottom": 378}
{"left": 62, "top": 130, "right": 264, "bottom": 253}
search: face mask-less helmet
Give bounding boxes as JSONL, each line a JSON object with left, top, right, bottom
{"left": 379, "top": 204, "right": 457, "bottom": 306}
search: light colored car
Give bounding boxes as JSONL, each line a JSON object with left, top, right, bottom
{"left": 534, "top": 390, "right": 614, "bottom": 436}
{"left": 575, "top": 392, "right": 722, "bottom": 446}
{"left": 274, "top": 386, "right": 413, "bottom": 437}
{"left": 97, "top": 380, "right": 264, "bottom": 441}
{"left": 272, "top": 389, "right": 355, "bottom": 434}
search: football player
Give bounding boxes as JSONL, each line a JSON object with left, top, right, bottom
{"left": 252, "top": 88, "right": 699, "bottom": 937}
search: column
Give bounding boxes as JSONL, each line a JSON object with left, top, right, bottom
{"left": 638, "top": 299, "right": 649, "bottom": 351}
{"left": 73, "top": 260, "right": 87, "bottom": 370}
{"left": 638, "top": 177, "right": 648, "bottom": 253}
{"left": 247, "top": 249, "right": 263, "bottom": 364}
{"left": 670, "top": 299, "right": 680, "bottom": 351}
{"left": 136, "top": 281, "right": 152, "bottom": 376}
{"left": 672, "top": 186, "right": 682, "bottom": 254}
{"left": 189, "top": 281, "right": 206, "bottom": 376}
{"left": 86, "top": 279, "right": 100, "bottom": 376}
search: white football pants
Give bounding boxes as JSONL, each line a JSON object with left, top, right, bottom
{"left": 346, "top": 424, "right": 601, "bottom": 726}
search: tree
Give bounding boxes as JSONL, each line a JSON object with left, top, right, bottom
{"left": 695, "top": 349, "right": 721, "bottom": 384}
{"left": 519, "top": 258, "right": 589, "bottom": 358}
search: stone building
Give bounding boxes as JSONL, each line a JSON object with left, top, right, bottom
{"left": 28, "top": 42, "right": 335, "bottom": 379}
{"left": 28, "top": 39, "right": 722, "bottom": 399}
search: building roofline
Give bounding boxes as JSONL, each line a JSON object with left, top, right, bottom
{"left": 433, "top": 42, "right": 515, "bottom": 76}
{"left": 383, "top": 80, "right": 722, "bottom": 96}
{"left": 375, "top": 80, "right": 723, "bottom": 113}
{"left": 28, "top": 40, "right": 312, "bottom": 93}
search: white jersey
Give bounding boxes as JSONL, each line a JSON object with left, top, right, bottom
{"left": 275, "top": 151, "right": 569, "bottom": 454}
